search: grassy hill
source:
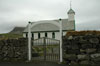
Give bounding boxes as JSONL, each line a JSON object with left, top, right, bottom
{"left": 9, "top": 27, "right": 25, "bottom": 34}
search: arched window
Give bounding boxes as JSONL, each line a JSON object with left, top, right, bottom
{"left": 38, "top": 33, "right": 40, "bottom": 39}
{"left": 32, "top": 33, "right": 34, "bottom": 39}
{"left": 52, "top": 32, "right": 55, "bottom": 38}
{"left": 45, "top": 32, "right": 47, "bottom": 37}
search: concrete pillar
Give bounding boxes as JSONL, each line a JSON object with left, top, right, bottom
{"left": 28, "top": 22, "right": 32, "bottom": 61}
{"left": 59, "top": 19, "right": 63, "bottom": 62}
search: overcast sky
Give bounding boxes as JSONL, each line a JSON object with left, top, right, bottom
{"left": 0, "top": 0, "right": 100, "bottom": 33}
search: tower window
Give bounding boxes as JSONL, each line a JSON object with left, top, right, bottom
{"left": 45, "top": 33, "right": 47, "bottom": 37}
{"left": 38, "top": 33, "right": 40, "bottom": 39}
{"left": 52, "top": 32, "right": 55, "bottom": 38}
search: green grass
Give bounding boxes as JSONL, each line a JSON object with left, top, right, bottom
{"left": 0, "top": 33, "right": 23, "bottom": 39}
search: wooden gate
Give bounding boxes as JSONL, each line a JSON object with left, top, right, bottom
{"left": 32, "top": 37, "right": 60, "bottom": 62}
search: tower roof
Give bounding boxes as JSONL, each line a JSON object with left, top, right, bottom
{"left": 68, "top": 8, "right": 75, "bottom": 14}
{"left": 68, "top": 0, "right": 75, "bottom": 14}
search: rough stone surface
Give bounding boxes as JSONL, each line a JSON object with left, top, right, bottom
{"left": 0, "top": 38, "right": 27, "bottom": 62}
{"left": 63, "top": 31, "right": 100, "bottom": 65}
{"left": 77, "top": 54, "right": 89, "bottom": 60}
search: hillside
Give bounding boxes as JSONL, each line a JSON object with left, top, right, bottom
{"left": 9, "top": 27, "right": 25, "bottom": 34}
{"left": 0, "top": 33, "right": 23, "bottom": 39}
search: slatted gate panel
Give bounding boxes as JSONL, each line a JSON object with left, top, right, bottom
{"left": 32, "top": 37, "right": 60, "bottom": 62}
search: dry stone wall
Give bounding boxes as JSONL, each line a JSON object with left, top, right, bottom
{"left": 0, "top": 38, "right": 28, "bottom": 62}
{"left": 63, "top": 31, "right": 100, "bottom": 65}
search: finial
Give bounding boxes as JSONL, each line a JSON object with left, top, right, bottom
{"left": 28, "top": 21, "right": 31, "bottom": 23}
{"left": 70, "top": 0, "right": 72, "bottom": 9}
{"left": 59, "top": 18, "right": 62, "bottom": 21}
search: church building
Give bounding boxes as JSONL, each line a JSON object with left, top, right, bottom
{"left": 23, "top": 8, "right": 75, "bottom": 40}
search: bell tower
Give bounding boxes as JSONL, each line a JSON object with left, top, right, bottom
{"left": 68, "top": 0, "right": 75, "bottom": 22}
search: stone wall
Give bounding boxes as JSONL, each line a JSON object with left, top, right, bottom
{"left": 0, "top": 38, "right": 27, "bottom": 62}
{"left": 63, "top": 31, "right": 100, "bottom": 65}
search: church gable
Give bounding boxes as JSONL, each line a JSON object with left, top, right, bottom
{"left": 23, "top": 19, "right": 75, "bottom": 33}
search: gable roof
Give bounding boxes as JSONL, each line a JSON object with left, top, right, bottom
{"left": 23, "top": 19, "right": 75, "bottom": 32}
{"left": 68, "top": 9, "right": 75, "bottom": 14}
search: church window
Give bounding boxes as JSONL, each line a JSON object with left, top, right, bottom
{"left": 32, "top": 33, "right": 34, "bottom": 39}
{"left": 52, "top": 32, "right": 55, "bottom": 38}
{"left": 38, "top": 33, "right": 40, "bottom": 39}
{"left": 45, "top": 32, "right": 47, "bottom": 37}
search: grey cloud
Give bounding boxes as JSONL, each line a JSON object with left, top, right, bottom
{"left": 76, "top": 19, "right": 100, "bottom": 30}
{"left": 0, "top": 0, "right": 100, "bottom": 33}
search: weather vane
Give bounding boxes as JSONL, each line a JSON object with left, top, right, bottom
{"left": 70, "top": 0, "right": 72, "bottom": 9}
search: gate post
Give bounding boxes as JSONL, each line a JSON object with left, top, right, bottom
{"left": 59, "top": 19, "right": 63, "bottom": 63}
{"left": 28, "top": 22, "right": 32, "bottom": 61}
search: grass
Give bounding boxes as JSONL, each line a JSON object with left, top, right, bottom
{"left": 66, "top": 30, "right": 100, "bottom": 37}
{"left": 0, "top": 33, "right": 23, "bottom": 39}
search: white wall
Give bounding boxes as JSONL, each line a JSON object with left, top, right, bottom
{"left": 55, "top": 32, "right": 60, "bottom": 40}
{"left": 68, "top": 14, "right": 75, "bottom": 21}
{"left": 63, "top": 32, "right": 67, "bottom": 36}
{"left": 23, "top": 33, "right": 26, "bottom": 37}
{"left": 55, "top": 31, "right": 67, "bottom": 40}
{"left": 34, "top": 33, "right": 38, "bottom": 39}
{"left": 23, "top": 31, "right": 67, "bottom": 40}
{"left": 48, "top": 32, "right": 52, "bottom": 38}
{"left": 40, "top": 33, "right": 45, "bottom": 38}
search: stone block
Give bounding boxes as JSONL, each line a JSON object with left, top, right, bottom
{"left": 91, "top": 53, "right": 100, "bottom": 58}
{"left": 81, "top": 44, "right": 92, "bottom": 49}
{"left": 64, "top": 54, "right": 77, "bottom": 60}
{"left": 92, "top": 57, "right": 100, "bottom": 62}
{"left": 66, "top": 49, "right": 80, "bottom": 54}
{"left": 77, "top": 54, "right": 90, "bottom": 60}
{"left": 79, "top": 60, "right": 90, "bottom": 65}
{"left": 68, "top": 36, "right": 73, "bottom": 40}
{"left": 80, "top": 49, "right": 86, "bottom": 53}
{"left": 71, "top": 44, "right": 79, "bottom": 50}
{"left": 89, "top": 38, "right": 99, "bottom": 44}
{"left": 86, "top": 48, "right": 96, "bottom": 54}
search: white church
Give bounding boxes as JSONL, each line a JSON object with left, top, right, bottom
{"left": 23, "top": 8, "right": 75, "bottom": 40}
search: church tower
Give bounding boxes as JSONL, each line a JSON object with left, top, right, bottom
{"left": 67, "top": 0, "right": 75, "bottom": 30}
{"left": 67, "top": 0, "right": 75, "bottom": 22}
